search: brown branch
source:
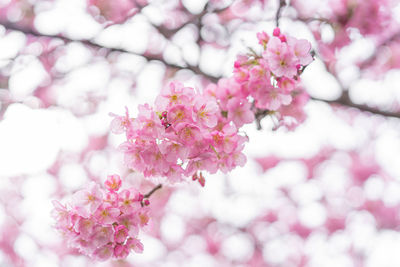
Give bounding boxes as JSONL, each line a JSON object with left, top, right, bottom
{"left": 296, "top": 16, "right": 332, "bottom": 25}
{"left": 275, "top": 0, "right": 286, "bottom": 27}
{"left": 143, "top": 184, "right": 162, "bottom": 199}
{"left": 0, "top": 21, "right": 219, "bottom": 82}
{"left": 311, "top": 92, "right": 400, "bottom": 119}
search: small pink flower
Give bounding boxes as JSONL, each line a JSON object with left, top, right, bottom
{"left": 155, "top": 81, "right": 195, "bottom": 110}
{"left": 74, "top": 217, "right": 95, "bottom": 240}
{"left": 109, "top": 107, "right": 132, "bottom": 134}
{"left": 277, "top": 77, "right": 296, "bottom": 92}
{"left": 126, "top": 237, "right": 144, "bottom": 253}
{"left": 249, "top": 64, "right": 269, "bottom": 82}
{"left": 288, "top": 37, "right": 313, "bottom": 65}
{"left": 134, "top": 208, "right": 150, "bottom": 228}
{"left": 268, "top": 49, "right": 299, "bottom": 78}
{"left": 93, "top": 244, "right": 114, "bottom": 261}
{"left": 257, "top": 31, "right": 270, "bottom": 47}
{"left": 94, "top": 204, "right": 120, "bottom": 224}
{"left": 266, "top": 36, "right": 285, "bottom": 58}
{"left": 167, "top": 104, "right": 192, "bottom": 125}
{"left": 104, "top": 174, "right": 122, "bottom": 192}
{"left": 114, "top": 244, "right": 129, "bottom": 259}
{"left": 175, "top": 123, "right": 202, "bottom": 145}
{"left": 72, "top": 182, "right": 103, "bottom": 217}
{"left": 233, "top": 66, "right": 250, "bottom": 83}
{"left": 158, "top": 141, "right": 189, "bottom": 163}
{"left": 114, "top": 225, "right": 129, "bottom": 243}
{"left": 119, "top": 189, "right": 142, "bottom": 214}
{"left": 193, "top": 97, "right": 219, "bottom": 128}
{"left": 91, "top": 225, "right": 114, "bottom": 248}
{"left": 51, "top": 200, "right": 70, "bottom": 229}
{"left": 256, "top": 87, "right": 292, "bottom": 110}
{"left": 118, "top": 213, "right": 140, "bottom": 237}
{"left": 227, "top": 98, "right": 255, "bottom": 128}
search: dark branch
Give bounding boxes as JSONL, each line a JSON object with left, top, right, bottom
{"left": 143, "top": 184, "right": 162, "bottom": 199}
{"left": 254, "top": 109, "right": 271, "bottom": 130}
{"left": 0, "top": 21, "right": 219, "bottom": 82}
{"left": 311, "top": 92, "right": 400, "bottom": 119}
{"left": 275, "top": 0, "right": 286, "bottom": 27}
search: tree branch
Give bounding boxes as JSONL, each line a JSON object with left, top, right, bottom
{"left": 0, "top": 21, "right": 219, "bottom": 82}
{"left": 143, "top": 184, "right": 162, "bottom": 199}
{"left": 311, "top": 92, "right": 400, "bottom": 119}
{"left": 275, "top": 0, "right": 286, "bottom": 27}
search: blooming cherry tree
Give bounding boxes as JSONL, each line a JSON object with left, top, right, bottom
{"left": 0, "top": 0, "right": 400, "bottom": 266}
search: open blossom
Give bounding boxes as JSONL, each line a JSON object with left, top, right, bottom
{"left": 72, "top": 182, "right": 103, "bottom": 217}
{"left": 104, "top": 174, "right": 122, "bottom": 191}
{"left": 226, "top": 98, "right": 254, "bottom": 128}
{"left": 287, "top": 37, "right": 313, "bottom": 65}
{"left": 52, "top": 175, "right": 149, "bottom": 261}
{"left": 268, "top": 49, "right": 298, "bottom": 78}
{"left": 193, "top": 97, "right": 219, "bottom": 128}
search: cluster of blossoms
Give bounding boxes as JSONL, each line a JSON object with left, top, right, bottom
{"left": 52, "top": 175, "right": 149, "bottom": 261}
{"left": 207, "top": 28, "right": 313, "bottom": 130}
{"left": 110, "top": 28, "right": 313, "bottom": 184}
{"left": 111, "top": 81, "right": 248, "bottom": 184}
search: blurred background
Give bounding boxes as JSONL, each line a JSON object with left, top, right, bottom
{"left": 1, "top": 0, "right": 400, "bottom": 266}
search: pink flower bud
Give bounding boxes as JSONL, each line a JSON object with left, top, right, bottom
{"left": 198, "top": 173, "right": 205, "bottom": 187}
{"left": 234, "top": 60, "right": 242, "bottom": 68}
{"left": 273, "top": 27, "right": 281, "bottom": 37}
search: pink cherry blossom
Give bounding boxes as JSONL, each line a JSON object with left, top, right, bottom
{"left": 52, "top": 175, "right": 148, "bottom": 260}
{"left": 226, "top": 98, "right": 254, "bottom": 128}
{"left": 72, "top": 182, "right": 103, "bottom": 217}
{"left": 104, "top": 174, "right": 122, "bottom": 191}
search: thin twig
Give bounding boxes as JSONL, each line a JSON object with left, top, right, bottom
{"left": 311, "top": 92, "right": 400, "bottom": 119}
{"left": 275, "top": 0, "right": 286, "bottom": 27}
{"left": 143, "top": 184, "right": 162, "bottom": 199}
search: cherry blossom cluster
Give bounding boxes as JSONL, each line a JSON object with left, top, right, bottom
{"left": 206, "top": 28, "right": 313, "bottom": 130}
{"left": 52, "top": 175, "right": 149, "bottom": 261}
{"left": 110, "top": 28, "right": 313, "bottom": 184}
{"left": 111, "top": 81, "right": 248, "bottom": 185}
